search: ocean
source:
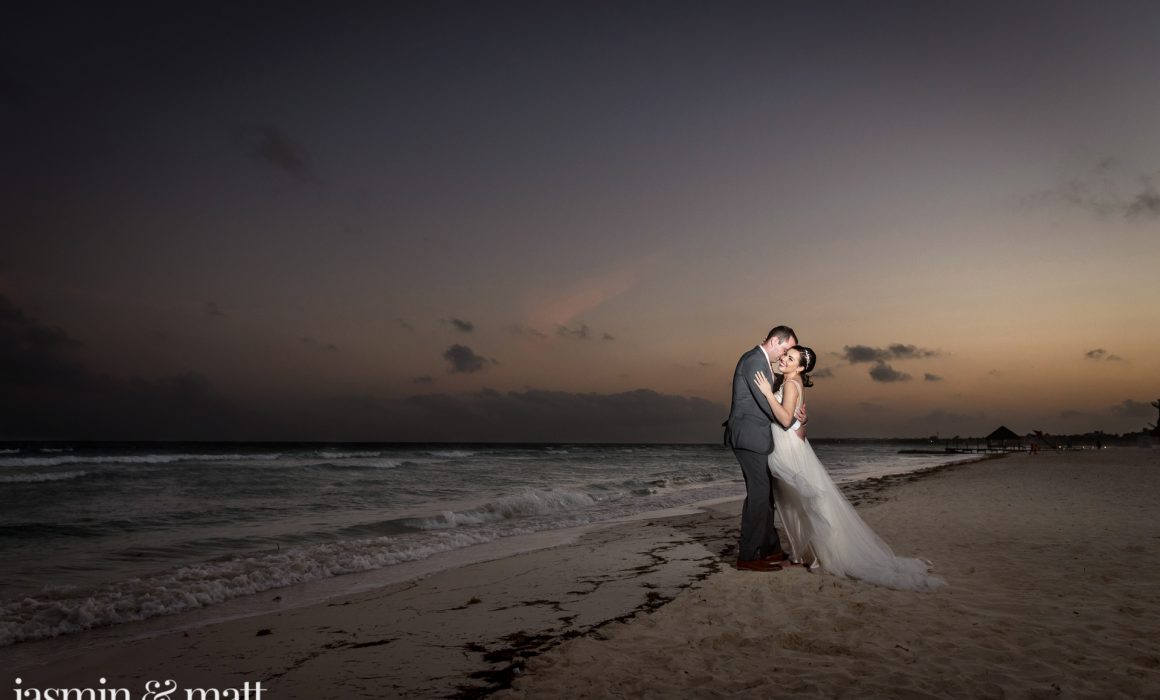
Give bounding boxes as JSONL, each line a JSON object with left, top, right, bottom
{"left": 0, "top": 440, "right": 976, "bottom": 646}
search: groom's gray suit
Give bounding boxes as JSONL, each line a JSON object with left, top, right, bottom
{"left": 723, "top": 346, "right": 786, "bottom": 561}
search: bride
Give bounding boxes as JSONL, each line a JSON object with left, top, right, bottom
{"left": 753, "top": 346, "right": 945, "bottom": 591}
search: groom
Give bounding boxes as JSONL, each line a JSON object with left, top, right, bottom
{"left": 723, "top": 325, "right": 804, "bottom": 572}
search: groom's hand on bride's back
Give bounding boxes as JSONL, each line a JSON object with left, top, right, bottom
{"left": 795, "top": 400, "right": 808, "bottom": 439}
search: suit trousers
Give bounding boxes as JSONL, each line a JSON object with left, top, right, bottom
{"left": 733, "top": 446, "right": 781, "bottom": 560}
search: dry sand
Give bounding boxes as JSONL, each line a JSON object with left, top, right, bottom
{"left": 503, "top": 448, "right": 1160, "bottom": 699}
{"left": 5, "top": 448, "right": 1159, "bottom": 699}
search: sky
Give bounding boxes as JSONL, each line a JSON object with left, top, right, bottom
{"left": 2, "top": 1, "right": 1159, "bottom": 442}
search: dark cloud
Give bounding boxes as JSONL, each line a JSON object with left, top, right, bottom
{"left": 1084, "top": 348, "right": 1123, "bottom": 361}
{"left": 811, "top": 367, "right": 834, "bottom": 379}
{"left": 1110, "top": 399, "right": 1153, "bottom": 418}
{"left": 1127, "top": 188, "right": 1160, "bottom": 219}
{"left": 1032, "top": 161, "right": 1160, "bottom": 221}
{"left": 602, "top": 333, "right": 615, "bottom": 341}
{"left": 698, "top": 362, "right": 715, "bottom": 368}
{"left": 326, "top": 388, "right": 727, "bottom": 442}
{"left": 869, "top": 361, "right": 911, "bottom": 382}
{"left": 443, "top": 344, "right": 494, "bottom": 373}
{"left": 842, "top": 345, "right": 888, "bottom": 363}
{"left": 396, "top": 319, "right": 414, "bottom": 331}
{"left": 887, "top": 344, "right": 940, "bottom": 360}
{"left": 205, "top": 301, "right": 227, "bottom": 318}
{"left": 445, "top": 318, "right": 475, "bottom": 333}
{"left": 841, "top": 343, "right": 939, "bottom": 364}
{"left": 1, "top": 295, "right": 234, "bottom": 439}
{"left": 0, "top": 294, "right": 88, "bottom": 390}
{"left": 924, "top": 373, "right": 942, "bottom": 382}
{"left": 237, "top": 124, "right": 315, "bottom": 183}
{"left": 557, "top": 323, "right": 591, "bottom": 340}
{"left": 506, "top": 324, "right": 547, "bottom": 339}
{"left": 1, "top": 295, "right": 716, "bottom": 442}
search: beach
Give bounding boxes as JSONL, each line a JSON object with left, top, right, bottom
{"left": 5, "top": 447, "right": 1159, "bottom": 698}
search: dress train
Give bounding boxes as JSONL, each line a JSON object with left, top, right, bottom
{"left": 767, "top": 384, "right": 944, "bottom": 591}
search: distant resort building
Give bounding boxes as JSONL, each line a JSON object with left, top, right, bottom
{"left": 902, "top": 416, "right": 1153, "bottom": 455}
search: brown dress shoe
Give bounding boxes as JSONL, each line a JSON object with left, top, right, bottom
{"left": 736, "top": 558, "right": 782, "bottom": 572}
{"left": 762, "top": 551, "right": 790, "bottom": 562}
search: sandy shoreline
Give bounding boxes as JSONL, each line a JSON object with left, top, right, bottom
{"left": 504, "top": 447, "right": 1160, "bottom": 699}
{"left": 4, "top": 500, "right": 739, "bottom": 697}
{"left": 5, "top": 448, "right": 1159, "bottom": 698}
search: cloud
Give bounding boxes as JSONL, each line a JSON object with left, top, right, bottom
{"left": 811, "top": 367, "right": 834, "bottom": 379}
{"left": 869, "top": 361, "right": 911, "bottom": 382}
{"left": 330, "top": 388, "right": 727, "bottom": 442}
{"left": 557, "top": 323, "right": 591, "bottom": 340}
{"left": 924, "top": 373, "right": 942, "bottom": 382}
{"left": 534, "top": 264, "right": 639, "bottom": 328}
{"left": 204, "top": 301, "right": 227, "bottom": 318}
{"left": 443, "top": 344, "right": 495, "bottom": 373}
{"left": 505, "top": 324, "right": 547, "bottom": 339}
{"left": 1084, "top": 348, "right": 1123, "bottom": 362}
{"left": 412, "top": 375, "right": 436, "bottom": 385}
{"left": 887, "top": 344, "right": 940, "bottom": 360}
{"left": 445, "top": 318, "right": 474, "bottom": 333}
{"left": 0, "top": 293, "right": 88, "bottom": 390}
{"left": 841, "top": 344, "right": 939, "bottom": 364}
{"left": 1127, "top": 189, "right": 1160, "bottom": 219}
{"left": 555, "top": 324, "right": 614, "bottom": 341}
{"left": 396, "top": 319, "right": 414, "bottom": 331}
{"left": 1, "top": 294, "right": 234, "bottom": 439}
{"left": 1110, "top": 399, "right": 1154, "bottom": 418}
{"left": 237, "top": 124, "right": 315, "bottom": 183}
{"left": 1031, "top": 160, "right": 1160, "bottom": 221}
{"left": 842, "top": 345, "right": 888, "bottom": 363}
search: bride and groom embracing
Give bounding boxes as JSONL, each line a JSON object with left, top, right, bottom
{"left": 723, "top": 325, "right": 944, "bottom": 591}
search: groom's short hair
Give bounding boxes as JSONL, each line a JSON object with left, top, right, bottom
{"left": 764, "top": 325, "right": 796, "bottom": 343}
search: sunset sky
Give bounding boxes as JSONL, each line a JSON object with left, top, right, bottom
{"left": 3, "top": 2, "right": 1158, "bottom": 441}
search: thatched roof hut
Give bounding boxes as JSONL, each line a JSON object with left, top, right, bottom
{"left": 985, "top": 425, "right": 1023, "bottom": 451}
{"left": 987, "top": 426, "right": 1020, "bottom": 441}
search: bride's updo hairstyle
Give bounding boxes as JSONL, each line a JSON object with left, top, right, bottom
{"left": 792, "top": 345, "right": 817, "bottom": 388}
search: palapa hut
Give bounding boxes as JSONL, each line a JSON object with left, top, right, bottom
{"left": 986, "top": 425, "right": 1022, "bottom": 451}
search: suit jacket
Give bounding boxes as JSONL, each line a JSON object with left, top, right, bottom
{"left": 724, "top": 346, "right": 779, "bottom": 454}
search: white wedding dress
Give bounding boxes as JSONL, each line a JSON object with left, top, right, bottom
{"left": 768, "top": 381, "right": 945, "bottom": 591}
